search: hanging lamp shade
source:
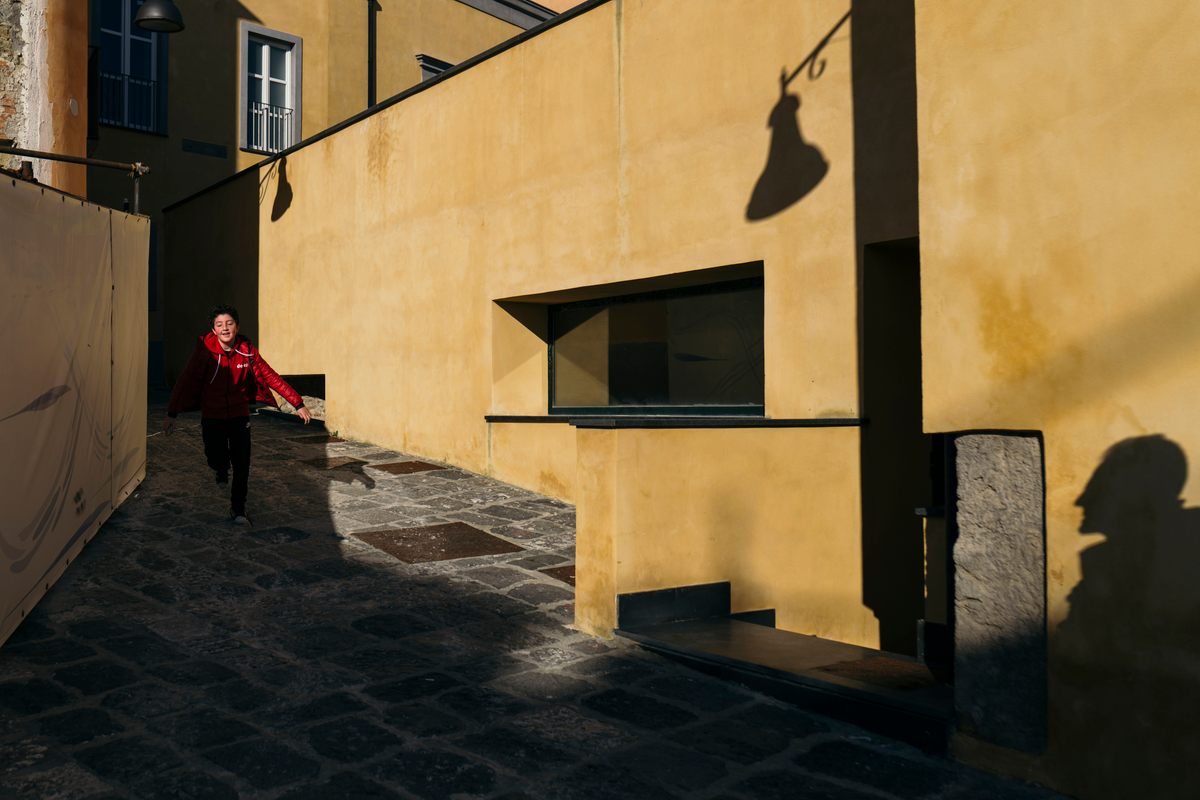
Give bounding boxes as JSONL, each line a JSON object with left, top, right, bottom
{"left": 134, "top": 0, "right": 185, "bottom": 33}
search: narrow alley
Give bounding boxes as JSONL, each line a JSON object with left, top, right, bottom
{"left": 0, "top": 404, "right": 1065, "bottom": 799}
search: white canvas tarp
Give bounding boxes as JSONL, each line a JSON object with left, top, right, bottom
{"left": 0, "top": 178, "right": 149, "bottom": 645}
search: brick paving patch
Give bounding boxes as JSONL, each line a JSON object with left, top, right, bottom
{"left": 0, "top": 401, "right": 1071, "bottom": 799}
{"left": 356, "top": 522, "right": 524, "bottom": 562}
{"left": 368, "top": 460, "right": 446, "bottom": 475}
{"left": 541, "top": 563, "right": 577, "bottom": 585}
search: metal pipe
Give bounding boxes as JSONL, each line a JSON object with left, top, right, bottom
{"left": 0, "top": 144, "right": 149, "bottom": 213}
{"left": 0, "top": 144, "right": 147, "bottom": 174}
{"left": 367, "top": 0, "right": 377, "bottom": 107}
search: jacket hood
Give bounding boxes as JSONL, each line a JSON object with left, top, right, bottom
{"left": 202, "top": 331, "right": 254, "bottom": 357}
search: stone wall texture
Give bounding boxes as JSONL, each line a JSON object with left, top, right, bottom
{"left": 0, "top": 0, "right": 25, "bottom": 171}
{"left": 953, "top": 433, "right": 1047, "bottom": 752}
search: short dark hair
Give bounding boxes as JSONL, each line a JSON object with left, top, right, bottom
{"left": 209, "top": 304, "right": 240, "bottom": 326}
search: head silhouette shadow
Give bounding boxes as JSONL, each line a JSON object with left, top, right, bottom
{"left": 1056, "top": 434, "right": 1200, "bottom": 796}
{"left": 1076, "top": 434, "right": 1188, "bottom": 536}
{"left": 745, "top": 68, "right": 829, "bottom": 221}
{"left": 1068, "top": 434, "right": 1200, "bottom": 632}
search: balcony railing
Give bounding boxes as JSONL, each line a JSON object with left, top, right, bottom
{"left": 247, "top": 101, "right": 294, "bottom": 154}
{"left": 99, "top": 72, "right": 158, "bottom": 132}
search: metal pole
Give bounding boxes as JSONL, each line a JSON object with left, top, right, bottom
{"left": 367, "top": 0, "right": 377, "bottom": 107}
{"left": 0, "top": 145, "right": 150, "bottom": 213}
{"left": 0, "top": 144, "right": 144, "bottom": 173}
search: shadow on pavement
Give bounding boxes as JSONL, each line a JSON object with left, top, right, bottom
{"left": 0, "top": 404, "right": 1067, "bottom": 799}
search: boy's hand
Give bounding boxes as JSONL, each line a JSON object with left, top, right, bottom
{"left": 162, "top": 416, "right": 175, "bottom": 435}
{"left": 297, "top": 407, "right": 313, "bottom": 425}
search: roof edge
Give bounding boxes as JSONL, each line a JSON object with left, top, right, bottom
{"left": 452, "top": 0, "right": 557, "bottom": 29}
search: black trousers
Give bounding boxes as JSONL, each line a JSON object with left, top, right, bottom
{"left": 201, "top": 417, "right": 251, "bottom": 513}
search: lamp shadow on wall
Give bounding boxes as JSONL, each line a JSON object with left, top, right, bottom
{"left": 262, "top": 156, "right": 293, "bottom": 222}
{"left": 744, "top": 10, "right": 849, "bottom": 221}
{"left": 745, "top": 75, "right": 829, "bottom": 221}
{"left": 1054, "top": 434, "right": 1200, "bottom": 798}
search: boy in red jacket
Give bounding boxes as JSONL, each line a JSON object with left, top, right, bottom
{"left": 164, "top": 305, "right": 311, "bottom": 523}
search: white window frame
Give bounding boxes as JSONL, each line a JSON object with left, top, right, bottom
{"left": 97, "top": 0, "right": 160, "bottom": 131}
{"left": 238, "top": 22, "right": 303, "bottom": 154}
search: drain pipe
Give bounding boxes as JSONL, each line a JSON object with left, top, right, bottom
{"left": 367, "top": 0, "right": 378, "bottom": 107}
{"left": 0, "top": 145, "right": 150, "bottom": 214}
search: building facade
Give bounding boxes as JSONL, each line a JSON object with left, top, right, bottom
{"left": 162, "top": 1, "right": 1200, "bottom": 798}
{"left": 85, "top": 0, "right": 557, "bottom": 383}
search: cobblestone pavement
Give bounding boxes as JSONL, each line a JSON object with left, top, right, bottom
{"left": 0, "top": 405, "right": 1068, "bottom": 799}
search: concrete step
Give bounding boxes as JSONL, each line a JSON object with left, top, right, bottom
{"left": 616, "top": 616, "right": 953, "bottom": 753}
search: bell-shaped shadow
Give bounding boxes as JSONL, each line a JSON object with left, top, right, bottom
{"left": 746, "top": 72, "right": 829, "bottom": 221}
{"left": 1055, "top": 434, "right": 1200, "bottom": 797}
{"left": 270, "top": 157, "right": 293, "bottom": 222}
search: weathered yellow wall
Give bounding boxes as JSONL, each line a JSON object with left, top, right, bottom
{"left": 575, "top": 427, "right": 618, "bottom": 635}
{"left": 167, "top": 0, "right": 901, "bottom": 648}
{"left": 578, "top": 427, "right": 872, "bottom": 641}
{"left": 45, "top": 0, "right": 87, "bottom": 195}
{"left": 539, "top": 0, "right": 585, "bottom": 12}
{"left": 917, "top": 1, "right": 1200, "bottom": 796}
{"left": 251, "top": 3, "right": 622, "bottom": 473}
{"left": 489, "top": 423, "right": 577, "bottom": 502}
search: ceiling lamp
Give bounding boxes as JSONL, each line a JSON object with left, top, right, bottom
{"left": 134, "top": 0, "right": 185, "bottom": 33}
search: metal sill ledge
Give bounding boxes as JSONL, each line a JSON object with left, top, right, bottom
{"left": 484, "top": 415, "right": 865, "bottom": 429}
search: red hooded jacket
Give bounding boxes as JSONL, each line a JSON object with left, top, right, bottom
{"left": 167, "top": 332, "right": 304, "bottom": 420}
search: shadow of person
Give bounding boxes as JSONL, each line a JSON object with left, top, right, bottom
{"left": 746, "top": 69, "right": 829, "bottom": 221}
{"left": 326, "top": 461, "right": 377, "bottom": 490}
{"left": 1054, "top": 435, "right": 1200, "bottom": 798}
{"left": 271, "top": 157, "right": 293, "bottom": 222}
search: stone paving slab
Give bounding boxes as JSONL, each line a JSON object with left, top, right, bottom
{"left": 0, "top": 403, "right": 1069, "bottom": 799}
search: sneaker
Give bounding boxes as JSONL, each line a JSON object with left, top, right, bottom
{"left": 215, "top": 469, "right": 228, "bottom": 486}
{"left": 230, "top": 507, "right": 251, "bottom": 525}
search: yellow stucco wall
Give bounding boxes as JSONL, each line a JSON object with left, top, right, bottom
{"left": 489, "top": 423, "right": 577, "bottom": 502}
{"left": 577, "top": 427, "right": 872, "bottom": 641}
{"left": 166, "top": 0, "right": 894, "bottom": 649}
{"left": 45, "top": 0, "right": 88, "bottom": 196}
{"left": 917, "top": 1, "right": 1200, "bottom": 796}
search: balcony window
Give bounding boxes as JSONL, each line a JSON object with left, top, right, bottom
{"left": 94, "top": 0, "right": 166, "bottom": 133}
{"left": 549, "top": 278, "right": 765, "bottom": 415}
{"left": 240, "top": 24, "right": 302, "bottom": 155}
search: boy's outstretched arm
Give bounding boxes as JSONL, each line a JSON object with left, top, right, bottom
{"left": 253, "top": 352, "right": 312, "bottom": 424}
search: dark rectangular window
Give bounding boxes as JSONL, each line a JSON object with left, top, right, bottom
{"left": 549, "top": 278, "right": 765, "bottom": 415}
{"left": 93, "top": 0, "right": 167, "bottom": 134}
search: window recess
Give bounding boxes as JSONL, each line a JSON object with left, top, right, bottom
{"left": 549, "top": 277, "right": 765, "bottom": 416}
{"left": 240, "top": 24, "right": 302, "bottom": 154}
{"left": 95, "top": 0, "right": 167, "bottom": 133}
